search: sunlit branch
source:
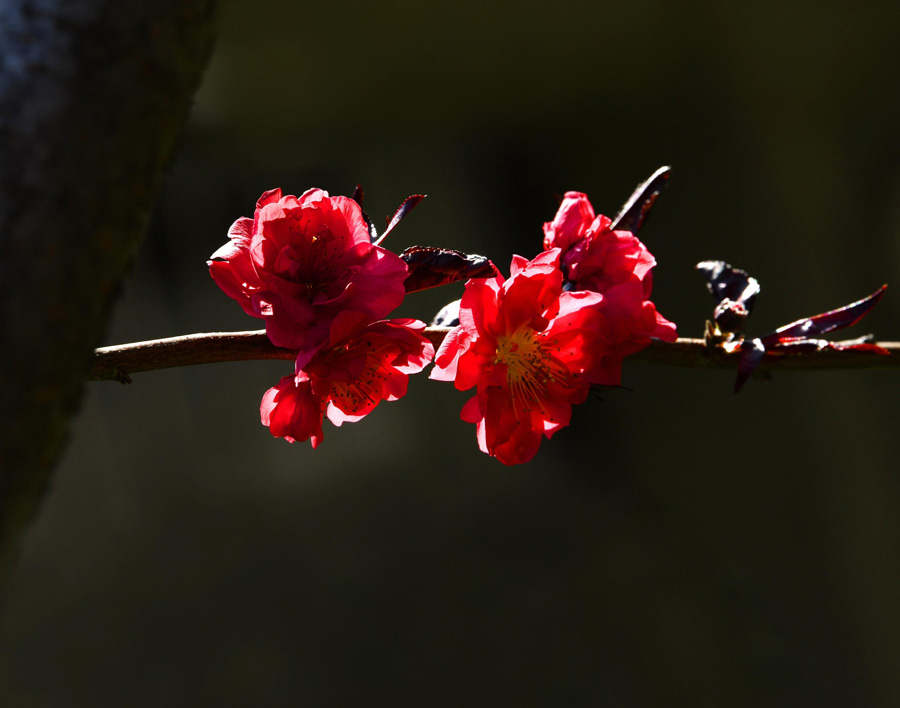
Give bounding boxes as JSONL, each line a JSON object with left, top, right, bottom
{"left": 89, "top": 329, "right": 900, "bottom": 383}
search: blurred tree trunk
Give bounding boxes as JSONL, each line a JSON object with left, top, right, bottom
{"left": 0, "top": 0, "right": 217, "bottom": 589}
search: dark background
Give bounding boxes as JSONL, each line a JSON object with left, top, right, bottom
{"left": 3, "top": 1, "right": 900, "bottom": 705}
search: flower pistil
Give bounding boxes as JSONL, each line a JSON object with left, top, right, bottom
{"left": 494, "top": 327, "right": 569, "bottom": 416}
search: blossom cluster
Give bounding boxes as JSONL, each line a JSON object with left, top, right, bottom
{"left": 209, "top": 187, "right": 676, "bottom": 464}
{"left": 209, "top": 188, "right": 434, "bottom": 448}
{"left": 431, "top": 191, "right": 677, "bottom": 464}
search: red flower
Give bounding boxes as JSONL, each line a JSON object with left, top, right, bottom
{"left": 543, "top": 192, "right": 677, "bottom": 371}
{"left": 209, "top": 188, "right": 408, "bottom": 354}
{"left": 260, "top": 312, "right": 434, "bottom": 447}
{"left": 430, "top": 250, "right": 612, "bottom": 465}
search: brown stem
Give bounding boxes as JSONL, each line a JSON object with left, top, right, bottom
{"left": 89, "top": 329, "right": 900, "bottom": 383}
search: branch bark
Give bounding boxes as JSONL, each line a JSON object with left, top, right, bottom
{"left": 0, "top": 0, "right": 217, "bottom": 588}
{"left": 89, "top": 329, "right": 900, "bottom": 382}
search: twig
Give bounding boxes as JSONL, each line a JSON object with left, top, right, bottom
{"left": 89, "top": 329, "right": 900, "bottom": 383}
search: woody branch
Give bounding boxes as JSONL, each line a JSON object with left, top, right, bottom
{"left": 89, "top": 330, "right": 900, "bottom": 383}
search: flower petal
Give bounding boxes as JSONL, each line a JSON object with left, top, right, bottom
{"left": 260, "top": 376, "right": 325, "bottom": 447}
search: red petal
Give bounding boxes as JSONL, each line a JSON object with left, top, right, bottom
{"left": 255, "top": 188, "right": 283, "bottom": 211}
{"left": 542, "top": 191, "right": 595, "bottom": 252}
{"left": 260, "top": 376, "right": 325, "bottom": 446}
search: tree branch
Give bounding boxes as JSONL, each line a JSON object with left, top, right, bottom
{"left": 89, "top": 329, "right": 899, "bottom": 382}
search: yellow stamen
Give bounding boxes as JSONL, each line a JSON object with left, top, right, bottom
{"left": 494, "top": 327, "right": 569, "bottom": 416}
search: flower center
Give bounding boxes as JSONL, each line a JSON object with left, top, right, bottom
{"left": 324, "top": 337, "right": 395, "bottom": 414}
{"left": 494, "top": 326, "right": 567, "bottom": 407}
{"left": 279, "top": 236, "right": 346, "bottom": 297}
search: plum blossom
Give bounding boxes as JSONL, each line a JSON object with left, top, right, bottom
{"left": 431, "top": 250, "right": 615, "bottom": 465}
{"left": 209, "top": 188, "right": 408, "bottom": 356}
{"left": 261, "top": 311, "right": 434, "bottom": 447}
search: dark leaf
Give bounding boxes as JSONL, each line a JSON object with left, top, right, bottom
{"left": 732, "top": 286, "right": 889, "bottom": 393}
{"left": 831, "top": 341, "right": 891, "bottom": 355}
{"left": 735, "top": 338, "right": 765, "bottom": 393}
{"left": 609, "top": 165, "right": 671, "bottom": 233}
{"left": 759, "top": 285, "right": 887, "bottom": 347}
{"left": 700, "top": 261, "right": 889, "bottom": 393}
{"left": 401, "top": 246, "right": 499, "bottom": 293}
{"left": 826, "top": 335, "right": 890, "bottom": 355}
{"left": 767, "top": 338, "right": 890, "bottom": 356}
{"left": 712, "top": 299, "right": 751, "bottom": 335}
{"left": 374, "top": 194, "right": 426, "bottom": 246}
{"left": 350, "top": 185, "right": 379, "bottom": 242}
{"left": 696, "top": 260, "right": 760, "bottom": 313}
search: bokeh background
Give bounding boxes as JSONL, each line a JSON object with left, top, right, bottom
{"left": 4, "top": 1, "right": 900, "bottom": 705}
